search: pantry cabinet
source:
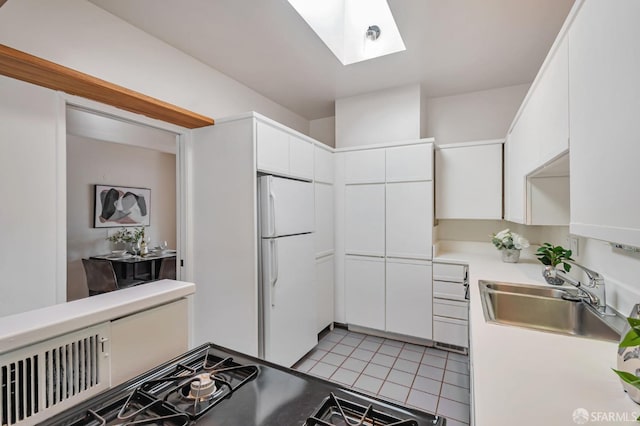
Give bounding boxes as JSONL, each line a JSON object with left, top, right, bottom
{"left": 344, "top": 184, "right": 386, "bottom": 256}
{"left": 345, "top": 256, "right": 385, "bottom": 330}
{"left": 568, "top": 0, "right": 640, "bottom": 247}
{"left": 386, "top": 259, "right": 433, "bottom": 339}
{"left": 385, "top": 144, "right": 432, "bottom": 182}
{"left": 316, "top": 254, "right": 335, "bottom": 333}
{"left": 386, "top": 181, "right": 432, "bottom": 260}
{"left": 344, "top": 149, "right": 386, "bottom": 184}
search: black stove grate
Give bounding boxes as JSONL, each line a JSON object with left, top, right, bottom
{"left": 305, "top": 393, "right": 420, "bottom": 426}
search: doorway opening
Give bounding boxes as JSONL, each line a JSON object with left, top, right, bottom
{"left": 65, "top": 105, "right": 183, "bottom": 300}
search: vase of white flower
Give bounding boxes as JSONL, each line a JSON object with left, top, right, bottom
{"left": 491, "top": 228, "right": 529, "bottom": 263}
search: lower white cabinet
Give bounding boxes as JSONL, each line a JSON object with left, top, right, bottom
{"left": 433, "top": 317, "right": 468, "bottom": 348}
{"left": 345, "top": 256, "right": 385, "bottom": 330}
{"left": 316, "top": 254, "right": 335, "bottom": 333}
{"left": 110, "top": 299, "right": 189, "bottom": 386}
{"left": 385, "top": 259, "right": 432, "bottom": 339}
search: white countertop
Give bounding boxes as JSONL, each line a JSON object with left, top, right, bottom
{"left": 434, "top": 242, "right": 639, "bottom": 426}
{"left": 0, "top": 279, "right": 195, "bottom": 355}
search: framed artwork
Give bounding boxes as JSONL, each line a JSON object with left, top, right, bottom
{"left": 94, "top": 185, "right": 151, "bottom": 228}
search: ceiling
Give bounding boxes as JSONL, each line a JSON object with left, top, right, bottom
{"left": 88, "top": 0, "right": 574, "bottom": 120}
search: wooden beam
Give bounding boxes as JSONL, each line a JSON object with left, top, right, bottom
{"left": 0, "top": 44, "right": 214, "bottom": 128}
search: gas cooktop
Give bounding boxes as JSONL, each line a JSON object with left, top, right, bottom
{"left": 41, "top": 343, "right": 445, "bottom": 426}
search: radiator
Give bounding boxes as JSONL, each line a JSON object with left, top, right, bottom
{"left": 0, "top": 323, "right": 110, "bottom": 425}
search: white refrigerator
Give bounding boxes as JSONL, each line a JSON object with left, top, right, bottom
{"left": 258, "top": 175, "right": 317, "bottom": 367}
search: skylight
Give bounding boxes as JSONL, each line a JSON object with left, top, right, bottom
{"left": 287, "top": 0, "right": 406, "bottom": 65}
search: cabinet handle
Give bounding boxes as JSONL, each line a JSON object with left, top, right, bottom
{"left": 271, "top": 239, "right": 279, "bottom": 307}
{"left": 269, "top": 185, "right": 276, "bottom": 236}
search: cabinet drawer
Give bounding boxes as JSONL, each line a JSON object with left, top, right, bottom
{"left": 433, "top": 263, "right": 467, "bottom": 283}
{"left": 433, "top": 280, "right": 466, "bottom": 301}
{"left": 433, "top": 316, "right": 468, "bottom": 348}
{"left": 433, "top": 299, "right": 468, "bottom": 320}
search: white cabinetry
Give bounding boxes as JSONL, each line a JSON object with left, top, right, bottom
{"left": 505, "top": 35, "right": 569, "bottom": 225}
{"left": 386, "top": 182, "right": 432, "bottom": 260}
{"left": 110, "top": 299, "right": 188, "bottom": 385}
{"left": 256, "top": 120, "right": 314, "bottom": 180}
{"left": 314, "top": 143, "right": 335, "bottom": 332}
{"left": 345, "top": 184, "right": 386, "bottom": 256}
{"left": 435, "top": 142, "right": 503, "bottom": 220}
{"left": 432, "top": 262, "right": 469, "bottom": 350}
{"left": 344, "top": 149, "right": 385, "bottom": 184}
{"left": 386, "top": 259, "right": 432, "bottom": 339}
{"left": 568, "top": 0, "right": 640, "bottom": 247}
{"left": 339, "top": 140, "right": 435, "bottom": 339}
{"left": 345, "top": 256, "right": 385, "bottom": 330}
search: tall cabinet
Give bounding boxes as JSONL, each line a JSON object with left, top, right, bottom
{"left": 339, "top": 141, "right": 434, "bottom": 340}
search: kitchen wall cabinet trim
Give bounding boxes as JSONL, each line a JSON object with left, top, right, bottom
{"left": 334, "top": 137, "right": 436, "bottom": 153}
{"left": 0, "top": 43, "right": 214, "bottom": 128}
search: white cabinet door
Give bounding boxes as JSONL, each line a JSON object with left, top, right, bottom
{"left": 569, "top": 0, "right": 640, "bottom": 247}
{"left": 504, "top": 128, "right": 526, "bottom": 224}
{"left": 256, "top": 121, "right": 289, "bottom": 176}
{"left": 345, "top": 184, "right": 385, "bottom": 256}
{"left": 386, "top": 144, "right": 433, "bottom": 182}
{"left": 344, "top": 149, "right": 385, "bottom": 184}
{"left": 111, "top": 299, "right": 189, "bottom": 385}
{"left": 386, "top": 182, "right": 432, "bottom": 260}
{"left": 314, "top": 145, "right": 334, "bottom": 184}
{"left": 345, "top": 256, "right": 385, "bottom": 330}
{"left": 316, "top": 254, "right": 335, "bottom": 333}
{"left": 289, "top": 135, "right": 314, "bottom": 180}
{"left": 314, "top": 182, "right": 334, "bottom": 256}
{"left": 385, "top": 259, "right": 432, "bottom": 339}
{"left": 435, "top": 143, "right": 502, "bottom": 220}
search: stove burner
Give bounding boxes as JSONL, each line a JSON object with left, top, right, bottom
{"left": 183, "top": 373, "right": 219, "bottom": 401}
{"left": 305, "top": 393, "right": 421, "bottom": 426}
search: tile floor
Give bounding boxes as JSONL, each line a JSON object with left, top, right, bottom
{"left": 293, "top": 327, "right": 471, "bottom": 426}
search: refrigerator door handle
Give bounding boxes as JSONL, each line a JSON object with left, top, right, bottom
{"left": 269, "top": 186, "right": 276, "bottom": 237}
{"left": 270, "top": 239, "right": 279, "bottom": 307}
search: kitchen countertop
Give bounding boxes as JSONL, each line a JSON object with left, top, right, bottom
{"left": 434, "top": 241, "right": 639, "bottom": 426}
{"left": 0, "top": 279, "right": 195, "bottom": 355}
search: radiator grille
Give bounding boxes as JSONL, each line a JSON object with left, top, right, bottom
{"left": 0, "top": 323, "right": 110, "bottom": 425}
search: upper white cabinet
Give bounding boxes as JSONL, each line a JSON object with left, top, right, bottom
{"left": 568, "top": 0, "right": 640, "bottom": 247}
{"left": 344, "top": 149, "right": 386, "bottom": 184}
{"left": 344, "top": 184, "right": 385, "bottom": 256}
{"left": 314, "top": 145, "right": 334, "bottom": 184}
{"left": 386, "top": 144, "right": 433, "bottom": 182}
{"left": 436, "top": 142, "right": 503, "bottom": 220}
{"left": 504, "top": 34, "right": 569, "bottom": 225}
{"left": 256, "top": 121, "right": 289, "bottom": 176}
{"left": 386, "top": 181, "right": 433, "bottom": 260}
{"left": 256, "top": 120, "right": 313, "bottom": 180}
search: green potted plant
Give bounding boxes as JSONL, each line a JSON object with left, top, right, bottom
{"left": 106, "top": 227, "right": 145, "bottom": 253}
{"left": 536, "top": 243, "right": 573, "bottom": 285}
{"left": 613, "top": 305, "right": 640, "bottom": 417}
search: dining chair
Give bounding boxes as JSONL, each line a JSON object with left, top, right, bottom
{"left": 82, "top": 258, "right": 142, "bottom": 296}
{"left": 157, "top": 258, "right": 177, "bottom": 280}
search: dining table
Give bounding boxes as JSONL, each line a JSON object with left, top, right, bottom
{"left": 90, "top": 250, "right": 177, "bottom": 284}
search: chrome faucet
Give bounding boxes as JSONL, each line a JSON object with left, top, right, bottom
{"left": 555, "top": 261, "right": 612, "bottom": 316}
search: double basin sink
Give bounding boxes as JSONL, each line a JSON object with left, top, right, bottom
{"left": 479, "top": 281, "right": 625, "bottom": 342}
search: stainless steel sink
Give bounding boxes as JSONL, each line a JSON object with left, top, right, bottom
{"left": 479, "top": 280, "right": 624, "bottom": 341}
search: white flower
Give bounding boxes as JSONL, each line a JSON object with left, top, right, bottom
{"left": 513, "top": 235, "right": 530, "bottom": 249}
{"left": 495, "top": 229, "right": 510, "bottom": 240}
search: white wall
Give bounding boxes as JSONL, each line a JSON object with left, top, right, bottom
{"left": 0, "top": 76, "right": 60, "bottom": 317}
{"left": 309, "top": 116, "right": 336, "bottom": 148}
{"left": 66, "top": 135, "right": 176, "bottom": 301}
{"left": 335, "top": 84, "right": 421, "bottom": 148}
{"left": 0, "top": 0, "right": 309, "bottom": 134}
{"left": 424, "top": 84, "right": 530, "bottom": 144}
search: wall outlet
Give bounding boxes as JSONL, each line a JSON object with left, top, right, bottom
{"left": 568, "top": 236, "right": 579, "bottom": 257}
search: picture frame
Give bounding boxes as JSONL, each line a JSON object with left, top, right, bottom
{"left": 94, "top": 184, "right": 151, "bottom": 228}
